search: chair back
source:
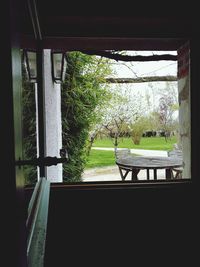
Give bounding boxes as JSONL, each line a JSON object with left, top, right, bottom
{"left": 167, "top": 149, "right": 182, "bottom": 159}
{"left": 115, "top": 148, "right": 131, "bottom": 160}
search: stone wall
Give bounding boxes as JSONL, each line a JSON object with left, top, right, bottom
{"left": 177, "top": 41, "right": 191, "bottom": 178}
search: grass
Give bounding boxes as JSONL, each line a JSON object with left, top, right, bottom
{"left": 85, "top": 149, "right": 116, "bottom": 169}
{"left": 93, "top": 136, "right": 177, "bottom": 151}
{"left": 85, "top": 136, "right": 178, "bottom": 169}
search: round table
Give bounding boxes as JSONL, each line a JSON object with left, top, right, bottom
{"left": 116, "top": 155, "right": 183, "bottom": 180}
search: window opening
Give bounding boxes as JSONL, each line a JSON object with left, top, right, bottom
{"left": 60, "top": 48, "right": 190, "bottom": 183}
{"left": 22, "top": 43, "right": 191, "bottom": 185}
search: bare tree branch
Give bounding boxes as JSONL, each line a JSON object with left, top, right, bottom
{"left": 80, "top": 50, "right": 177, "bottom": 62}
{"left": 106, "top": 75, "right": 177, "bottom": 83}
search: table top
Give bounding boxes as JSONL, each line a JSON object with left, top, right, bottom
{"left": 116, "top": 155, "right": 183, "bottom": 170}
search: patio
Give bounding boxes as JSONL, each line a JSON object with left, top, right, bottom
{"left": 82, "top": 148, "right": 169, "bottom": 182}
{"left": 82, "top": 165, "right": 167, "bottom": 182}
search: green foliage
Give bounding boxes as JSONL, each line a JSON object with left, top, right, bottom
{"left": 61, "top": 52, "right": 112, "bottom": 182}
{"left": 130, "top": 117, "right": 150, "bottom": 145}
{"left": 85, "top": 149, "right": 116, "bottom": 169}
{"left": 22, "top": 64, "right": 37, "bottom": 185}
{"left": 85, "top": 136, "right": 178, "bottom": 169}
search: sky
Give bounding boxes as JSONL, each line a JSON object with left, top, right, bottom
{"left": 110, "top": 50, "right": 177, "bottom": 78}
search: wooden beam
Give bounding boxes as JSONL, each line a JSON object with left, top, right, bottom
{"left": 106, "top": 75, "right": 177, "bottom": 83}
{"left": 80, "top": 50, "right": 177, "bottom": 61}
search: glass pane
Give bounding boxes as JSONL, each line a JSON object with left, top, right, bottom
{"left": 53, "top": 53, "right": 62, "bottom": 79}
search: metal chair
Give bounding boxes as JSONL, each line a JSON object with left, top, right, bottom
{"left": 115, "top": 148, "right": 133, "bottom": 180}
{"left": 115, "top": 148, "right": 131, "bottom": 160}
{"left": 167, "top": 149, "right": 183, "bottom": 178}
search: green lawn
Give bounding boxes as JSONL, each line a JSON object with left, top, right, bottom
{"left": 93, "top": 136, "right": 177, "bottom": 151}
{"left": 86, "top": 149, "right": 116, "bottom": 168}
{"left": 85, "top": 136, "right": 178, "bottom": 169}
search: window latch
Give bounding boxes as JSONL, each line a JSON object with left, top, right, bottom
{"left": 15, "top": 156, "right": 68, "bottom": 167}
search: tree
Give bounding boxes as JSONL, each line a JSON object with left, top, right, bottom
{"left": 157, "top": 93, "right": 178, "bottom": 141}
{"left": 129, "top": 116, "right": 151, "bottom": 145}
{"left": 61, "top": 51, "right": 112, "bottom": 182}
{"left": 96, "top": 84, "right": 146, "bottom": 150}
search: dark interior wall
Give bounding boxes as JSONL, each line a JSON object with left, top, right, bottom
{"left": 190, "top": 39, "right": 200, "bottom": 182}
{"left": 44, "top": 182, "right": 197, "bottom": 266}
{"left": 42, "top": 20, "right": 200, "bottom": 265}
{"left": 4, "top": 0, "right": 200, "bottom": 264}
{"left": 40, "top": 22, "right": 199, "bottom": 265}
{"left": 1, "top": 0, "right": 26, "bottom": 266}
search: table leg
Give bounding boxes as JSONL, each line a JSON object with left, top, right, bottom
{"left": 118, "top": 167, "right": 123, "bottom": 180}
{"left": 166, "top": 169, "right": 172, "bottom": 179}
{"left": 153, "top": 169, "right": 157, "bottom": 180}
{"left": 119, "top": 167, "right": 130, "bottom": 180}
{"left": 132, "top": 169, "right": 139, "bottom": 181}
{"left": 147, "top": 169, "right": 150, "bottom": 180}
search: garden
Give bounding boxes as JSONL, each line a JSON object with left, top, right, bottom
{"left": 22, "top": 50, "right": 178, "bottom": 183}
{"left": 85, "top": 136, "right": 177, "bottom": 168}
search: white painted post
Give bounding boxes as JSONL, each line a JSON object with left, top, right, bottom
{"left": 43, "top": 49, "right": 63, "bottom": 182}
